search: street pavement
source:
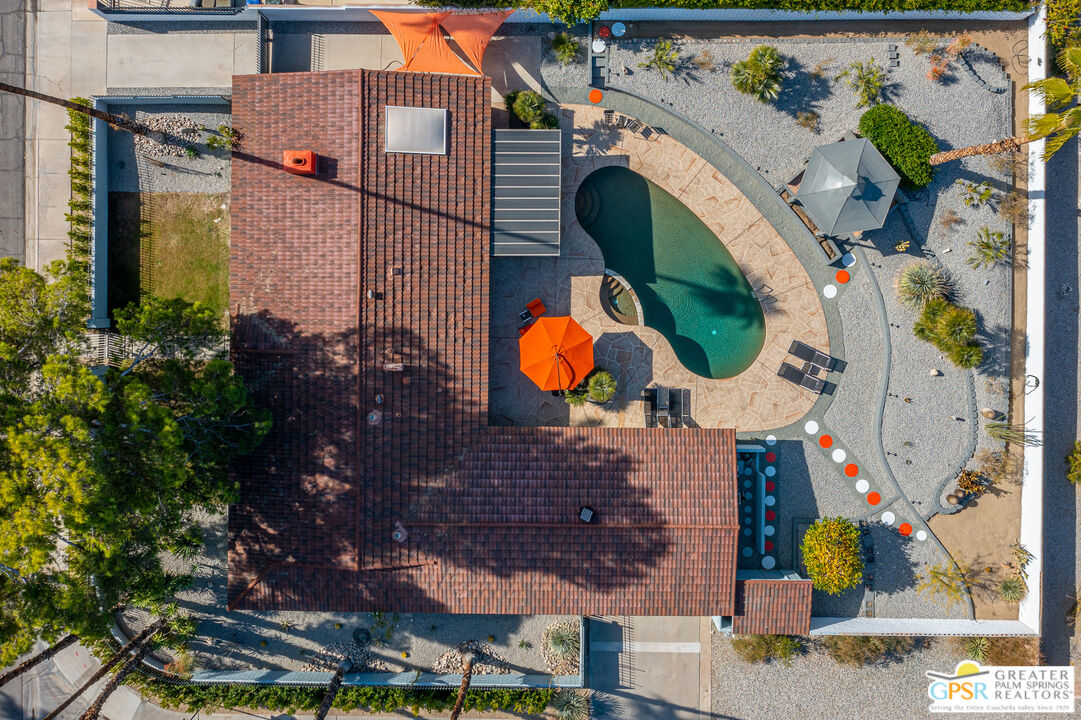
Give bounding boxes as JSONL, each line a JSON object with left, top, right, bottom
{"left": 0, "top": 0, "right": 25, "bottom": 262}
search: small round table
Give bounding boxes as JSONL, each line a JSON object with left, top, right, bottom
{"left": 597, "top": 25, "right": 611, "bottom": 39}
{"left": 612, "top": 21, "right": 626, "bottom": 37}
{"left": 591, "top": 38, "right": 607, "bottom": 54}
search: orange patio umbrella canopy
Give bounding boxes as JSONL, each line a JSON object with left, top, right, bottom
{"left": 519, "top": 316, "right": 595, "bottom": 392}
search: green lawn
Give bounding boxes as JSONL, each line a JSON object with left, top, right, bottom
{"left": 108, "top": 192, "right": 229, "bottom": 322}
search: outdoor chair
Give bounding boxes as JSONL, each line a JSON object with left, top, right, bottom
{"left": 655, "top": 386, "right": 670, "bottom": 423}
{"left": 679, "top": 388, "right": 692, "bottom": 427}
{"left": 788, "top": 339, "right": 834, "bottom": 372}
{"left": 625, "top": 118, "right": 644, "bottom": 134}
{"left": 638, "top": 125, "right": 656, "bottom": 141}
{"left": 642, "top": 389, "right": 658, "bottom": 428}
{"left": 777, "top": 362, "right": 825, "bottom": 394}
{"left": 603, "top": 109, "right": 616, "bottom": 125}
{"left": 526, "top": 298, "right": 546, "bottom": 318}
{"left": 669, "top": 389, "right": 684, "bottom": 428}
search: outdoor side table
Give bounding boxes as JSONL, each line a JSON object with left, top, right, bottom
{"left": 592, "top": 39, "right": 607, "bottom": 54}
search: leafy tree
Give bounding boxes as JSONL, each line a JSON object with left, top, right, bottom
{"left": 529, "top": 0, "right": 607, "bottom": 25}
{"left": 916, "top": 561, "right": 970, "bottom": 606}
{"left": 800, "top": 517, "right": 864, "bottom": 594}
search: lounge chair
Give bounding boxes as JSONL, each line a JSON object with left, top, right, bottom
{"left": 603, "top": 109, "right": 616, "bottom": 125}
{"left": 788, "top": 340, "right": 834, "bottom": 372}
{"left": 655, "top": 386, "right": 670, "bottom": 424}
{"left": 642, "top": 389, "right": 657, "bottom": 428}
{"left": 778, "top": 362, "right": 825, "bottom": 394}
{"left": 679, "top": 388, "right": 692, "bottom": 427}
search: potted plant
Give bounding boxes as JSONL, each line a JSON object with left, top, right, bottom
{"left": 587, "top": 370, "right": 617, "bottom": 404}
{"left": 564, "top": 384, "right": 588, "bottom": 407}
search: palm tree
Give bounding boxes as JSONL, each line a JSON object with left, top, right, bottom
{"left": 79, "top": 626, "right": 162, "bottom": 720}
{"left": 449, "top": 651, "right": 477, "bottom": 720}
{"left": 41, "top": 618, "right": 166, "bottom": 720}
{"left": 0, "top": 634, "right": 77, "bottom": 687}
{"left": 0, "top": 82, "right": 149, "bottom": 135}
{"left": 314, "top": 658, "right": 352, "bottom": 720}
{"left": 930, "top": 47, "right": 1081, "bottom": 165}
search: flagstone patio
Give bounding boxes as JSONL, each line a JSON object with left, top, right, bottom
{"left": 489, "top": 104, "right": 830, "bottom": 432}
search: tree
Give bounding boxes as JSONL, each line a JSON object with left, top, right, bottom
{"left": 800, "top": 517, "right": 864, "bottom": 594}
{"left": 730, "top": 45, "right": 784, "bottom": 103}
{"left": 314, "top": 658, "right": 352, "bottom": 720}
{"left": 916, "top": 561, "right": 970, "bottom": 607}
{"left": 930, "top": 46, "right": 1081, "bottom": 165}
{"left": 0, "top": 634, "right": 76, "bottom": 687}
{"left": 528, "top": 0, "right": 607, "bottom": 25}
{"left": 79, "top": 623, "right": 164, "bottom": 720}
{"left": 449, "top": 652, "right": 476, "bottom": 720}
{"left": 0, "top": 82, "right": 149, "bottom": 136}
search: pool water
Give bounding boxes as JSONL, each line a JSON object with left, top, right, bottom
{"left": 575, "top": 166, "right": 765, "bottom": 379}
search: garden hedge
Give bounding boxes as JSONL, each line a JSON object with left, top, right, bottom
{"left": 66, "top": 98, "right": 93, "bottom": 286}
{"left": 857, "top": 104, "right": 938, "bottom": 188}
{"left": 418, "top": 0, "right": 1033, "bottom": 14}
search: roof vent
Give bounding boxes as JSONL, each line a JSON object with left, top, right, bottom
{"left": 392, "top": 522, "right": 409, "bottom": 543}
{"left": 578, "top": 506, "right": 595, "bottom": 523}
{"left": 367, "top": 409, "right": 383, "bottom": 425}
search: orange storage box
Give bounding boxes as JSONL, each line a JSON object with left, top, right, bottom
{"left": 283, "top": 150, "right": 317, "bottom": 175}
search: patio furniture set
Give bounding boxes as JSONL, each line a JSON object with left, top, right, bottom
{"left": 643, "top": 386, "right": 692, "bottom": 428}
{"left": 602, "top": 108, "right": 661, "bottom": 142}
{"left": 777, "top": 340, "right": 835, "bottom": 395}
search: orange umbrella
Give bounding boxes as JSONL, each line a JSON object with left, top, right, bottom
{"left": 519, "top": 316, "right": 594, "bottom": 391}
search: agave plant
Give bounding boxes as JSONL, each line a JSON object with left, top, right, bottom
{"left": 966, "top": 226, "right": 1010, "bottom": 269}
{"left": 638, "top": 40, "right": 679, "bottom": 80}
{"left": 730, "top": 45, "right": 784, "bottom": 103}
{"left": 998, "top": 577, "right": 1027, "bottom": 603}
{"left": 964, "top": 636, "right": 990, "bottom": 662}
{"left": 896, "top": 261, "right": 951, "bottom": 308}
{"left": 545, "top": 623, "right": 580, "bottom": 661}
{"left": 551, "top": 32, "right": 581, "bottom": 66}
{"left": 551, "top": 689, "right": 591, "bottom": 720}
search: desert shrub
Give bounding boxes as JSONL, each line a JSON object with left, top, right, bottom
{"left": 800, "top": 517, "right": 863, "bottom": 595}
{"left": 837, "top": 58, "right": 885, "bottom": 108}
{"left": 998, "top": 577, "right": 1027, "bottom": 603}
{"left": 957, "top": 179, "right": 994, "bottom": 207}
{"left": 946, "top": 33, "right": 973, "bottom": 57}
{"left": 912, "top": 298, "right": 983, "bottom": 369}
{"left": 545, "top": 622, "right": 580, "bottom": 661}
{"left": 987, "top": 637, "right": 1042, "bottom": 666}
{"left": 917, "top": 562, "right": 970, "bottom": 607}
{"left": 638, "top": 40, "right": 679, "bottom": 80}
{"left": 998, "top": 190, "right": 1029, "bottom": 225}
{"left": 948, "top": 343, "right": 984, "bottom": 369}
{"left": 551, "top": 690, "right": 590, "bottom": 720}
{"left": 895, "top": 261, "right": 950, "bottom": 308}
{"left": 985, "top": 422, "right": 1041, "bottom": 447}
{"left": 976, "top": 448, "right": 1021, "bottom": 484}
{"left": 858, "top": 104, "right": 938, "bottom": 188}
{"left": 552, "top": 32, "right": 581, "bottom": 65}
{"left": 926, "top": 54, "right": 949, "bottom": 82}
{"left": 693, "top": 49, "right": 718, "bottom": 72}
{"left": 507, "top": 90, "right": 559, "bottom": 130}
{"left": 1067, "top": 441, "right": 1081, "bottom": 485}
{"left": 963, "top": 636, "right": 990, "bottom": 661}
{"left": 808, "top": 56, "right": 834, "bottom": 79}
{"left": 955, "top": 469, "right": 987, "bottom": 496}
{"left": 528, "top": 0, "right": 607, "bottom": 24}
{"left": 730, "top": 45, "right": 784, "bottom": 103}
{"left": 966, "top": 226, "right": 1010, "bottom": 269}
{"left": 796, "top": 111, "right": 820, "bottom": 132}
{"left": 821, "top": 635, "right": 914, "bottom": 666}
{"left": 730, "top": 634, "right": 803, "bottom": 666}
{"left": 905, "top": 30, "right": 938, "bottom": 56}
{"left": 939, "top": 209, "right": 963, "bottom": 230}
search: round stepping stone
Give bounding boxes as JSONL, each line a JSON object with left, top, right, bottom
{"left": 765, "top": 509, "right": 776, "bottom": 521}
{"left": 765, "top": 481, "right": 775, "bottom": 491}
{"left": 823, "top": 284, "right": 838, "bottom": 299}
{"left": 588, "top": 88, "right": 603, "bottom": 103}
{"left": 842, "top": 253, "right": 856, "bottom": 267}
{"left": 612, "top": 21, "right": 626, "bottom": 37}
{"left": 743, "top": 527, "right": 752, "bottom": 536}
{"left": 765, "top": 434, "right": 777, "bottom": 446}
{"left": 898, "top": 522, "right": 913, "bottom": 536}
{"left": 764, "top": 525, "right": 775, "bottom": 536}
{"left": 804, "top": 420, "right": 819, "bottom": 434}
{"left": 881, "top": 511, "right": 896, "bottom": 525}
{"left": 743, "top": 546, "right": 753, "bottom": 557}
{"left": 916, "top": 530, "right": 928, "bottom": 541}
{"left": 844, "top": 463, "right": 859, "bottom": 477}
{"left": 764, "top": 495, "right": 776, "bottom": 507}
{"left": 744, "top": 504, "right": 752, "bottom": 513}
{"left": 762, "top": 556, "right": 776, "bottom": 570}
{"left": 855, "top": 479, "right": 869, "bottom": 493}
{"left": 867, "top": 491, "right": 881, "bottom": 505}
{"left": 835, "top": 269, "right": 850, "bottom": 284}
{"left": 832, "top": 448, "right": 847, "bottom": 462}
{"left": 744, "top": 466, "right": 753, "bottom": 475}
{"left": 819, "top": 434, "right": 833, "bottom": 448}
{"left": 744, "top": 479, "right": 752, "bottom": 489}
{"left": 765, "top": 465, "right": 777, "bottom": 477}
{"left": 764, "top": 540, "right": 774, "bottom": 552}
{"left": 765, "top": 451, "right": 777, "bottom": 463}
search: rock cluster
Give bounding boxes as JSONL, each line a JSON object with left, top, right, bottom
{"left": 132, "top": 113, "right": 203, "bottom": 159}
{"left": 433, "top": 640, "right": 510, "bottom": 675}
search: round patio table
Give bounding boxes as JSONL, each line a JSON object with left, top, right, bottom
{"left": 612, "top": 22, "right": 626, "bottom": 37}
{"left": 592, "top": 38, "right": 607, "bottom": 54}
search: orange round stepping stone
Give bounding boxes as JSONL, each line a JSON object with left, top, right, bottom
{"left": 898, "top": 522, "right": 913, "bottom": 536}
{"left": 866, "top": 491, "right": 881, "bottom": 506}
{"left": 835, "top": 269, "right": 850, "bottom": 284}
{"left": 844, "top": 463, "right": 859, "bottom": 477}
{"left": 588, "top": 89, "right": 603, "bottom": 104}
{"left": 818, "top": 435, "right": 833, "bottom": 448}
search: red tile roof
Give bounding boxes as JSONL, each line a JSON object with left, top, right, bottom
{"left": 731, "top": 579, "right": 814, "bottom": 635}
{"left": 227, "top": 69, "right": 741, "bottom": 616}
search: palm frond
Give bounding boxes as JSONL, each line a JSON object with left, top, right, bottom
{"left": 1027, "top": 77, "right": 1076, "bottom": 109}
{"left": 1026, "top": 112, "right": 1064, "bottom": 140}
{"left": 1058, "top": 46, "right": 1081, "bottom": 82}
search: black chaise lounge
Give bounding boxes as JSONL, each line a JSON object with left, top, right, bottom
{"left": 788, "top": 340, "right": 835, "bottom": 372}
{"left": 778, "top": 362, "right": 825, "bottom": 394}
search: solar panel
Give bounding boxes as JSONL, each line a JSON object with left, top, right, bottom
{"left": 385, "top": 106, "right": 447, "bottom": 155}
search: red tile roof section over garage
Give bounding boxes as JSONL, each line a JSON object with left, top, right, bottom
{"left": 731, "top": 579, "right": 814, "bottom": 635}
{"left": 227, "top": 69, "right": 741, "bottom": 616}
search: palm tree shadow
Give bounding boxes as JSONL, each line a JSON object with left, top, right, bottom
{"left": 776, "top": 57, "right": 833, "bottom": 120}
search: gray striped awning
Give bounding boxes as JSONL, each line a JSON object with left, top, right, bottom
{"left": 491, "top": 129, "right": 561, "bottom": 257}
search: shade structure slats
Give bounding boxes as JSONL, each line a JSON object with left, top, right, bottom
{"left": 492, "top": 128, "right": 562, "bottom": 257}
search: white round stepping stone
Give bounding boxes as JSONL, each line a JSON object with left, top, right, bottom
{"left": 855, "top": 479, "right": 869, "bottom": 493}
{"left": 842, "top": 253, "right": 856, "bottom": 267}
{"left": 762, "top": 556, "right": 776, "bottom": 570}
{"left": 832, "top": 448, "right": 847, "bottom": 462}
{"left": 916, "top": 530, "right": 928, "bottom": 541}
{"left": 765, "top": 434, "right": 777, "bottom": 446}
{"left": 804, "top": 420, "right": 819, "bottom": 434}
{"left": 823, "top": 284, "right": 838, "bottom": 299}
{"left": 881, "top": 511, "right": 896, "bottom": 525}
{"left": 591, "top": 38, "right": 607, "bottom": 53}
{"left": 764, "top": 495, "right": 776, "bottom": 507}
{"left": 764, "top": 525, "right": 775, "bottom": 536}
{"left": 765, "top": 465, "right": 776, "bottom": 477}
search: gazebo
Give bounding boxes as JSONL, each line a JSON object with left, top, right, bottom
{"left": 794, "top": 137, "right": 900, "bottom": 237}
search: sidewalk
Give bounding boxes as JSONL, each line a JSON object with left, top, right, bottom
{"left": 0, "top": 0, "right": 25, "bottom": 262}
{"left": 588, "top": 616, "right": 711, "bottom": 720}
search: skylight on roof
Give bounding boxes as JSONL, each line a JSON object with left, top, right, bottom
{"left": 385, "top": 106, "right": 447, "bottom": 155}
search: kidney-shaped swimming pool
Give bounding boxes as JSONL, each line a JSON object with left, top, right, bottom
{"left": 575, "top": 165, "right": 765, "bottom": 379}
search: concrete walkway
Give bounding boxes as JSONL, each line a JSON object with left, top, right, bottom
{"left": 0, "top": 0, "right": 25, "bottom": 262}
{"left": 588, "top": 616, "right": 710, "bottom": 720}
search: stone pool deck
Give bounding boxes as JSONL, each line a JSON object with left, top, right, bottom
{"left": 489, "top": 104, "right": 828, "bottom": 432}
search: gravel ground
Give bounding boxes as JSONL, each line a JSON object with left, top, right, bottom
{"left": 106, "top": 104, "right": 231, "bottom": 194}
{"left": 711, "top": 633, "right": 1067, "bottom": 720}
{"left": 537, "top": 26, "right": 592, "bottom": 89}
{"left": 127, "top": 511, "right": 571, "bottom": 674}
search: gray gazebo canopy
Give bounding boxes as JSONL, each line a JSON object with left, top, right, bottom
{"left": 795, "top": 137, "right": 900, "bottom": 237}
